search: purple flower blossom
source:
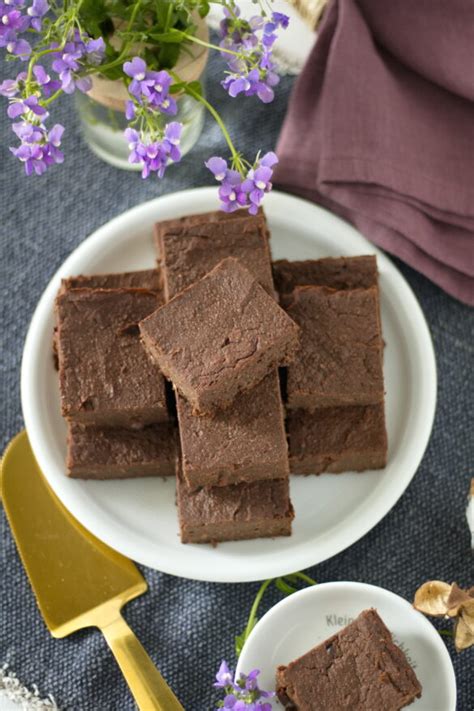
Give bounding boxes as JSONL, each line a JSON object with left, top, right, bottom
{"left": 0, "top": 2, "right": 31, "bottom": 57}
{"left": 271, "top": 12, "right": 290, "bottom": 29}
{"left": 241, "top": 151, "right": 278, "bottom": 213}
{"left": 5, "top": 35, "right": 31, "bottom": 57}
{"left": 124, "top": 121, "right": 182, "bottom": 179}
{"left": 206, "top": 152, "right": 278, "bottom": 215}
{"left": 218, "top": 4, "right": 288, "bottom": 104}
{"left": 0, "top": 76, "right": 21, "bottom": 97}
{"left": 10, "top": 120, "right": 64, "bottom": 175}
{"left": 7, "top": 93, "right": 47, "bottom": 119}
{"left": 124, "top": 57, "right": 177, "bottom": 116}
{"left": 52, "top": 31, "right": 105, "bottom": 94}
{"left": 27, "top": 0, "right": 48, "bottom": 31}
{"left": 214, "top": 660, "right": 234, "bottom": 689}
{"left": 214, "top": 661, "right": 275, "bottom": 710}
{"left": 32, "top": 64, "right": 61, "bottom": 96}
{"left": 124, "top": 56, "right": 147, "bottom": 82}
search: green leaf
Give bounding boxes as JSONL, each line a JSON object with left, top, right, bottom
{"left": 158, "top": 42, "right": 181, "bottom": 69}
{"left": 148, "top": 28, "right": 185, "bottom": 43}
{"left": 169, "top": 81, "right": 186, "bottom": 94}
{"left": 186, "top": 80, "right": 202, "bottom": 96}
{"left": 198, "top": 1, "right": 210, "bottom": 19}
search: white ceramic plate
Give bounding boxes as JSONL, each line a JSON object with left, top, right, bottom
{"left": 236, "top": 582, "right": 456, "bottom": 710}
{"left": 21, "top": 188, "right": 437, "bottom": 582}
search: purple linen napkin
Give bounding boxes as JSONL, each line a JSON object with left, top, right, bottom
{"left": 274, "top": 0, "right": 474, "bottom": 304}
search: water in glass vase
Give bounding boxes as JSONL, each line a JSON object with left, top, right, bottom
{"left": 75, "top": 90, "right": 205, "bottom": 171}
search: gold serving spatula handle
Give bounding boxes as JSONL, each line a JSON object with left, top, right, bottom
{"left": 99, "top": 613, "right": 184, "bottom": 711}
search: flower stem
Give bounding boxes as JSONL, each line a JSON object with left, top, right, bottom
{"left": 172, "top": 71, "right": 243, "bottom": 171}
{"left": 42, "top": 87, "right": 63, "bottom": 106}
{"left": 180, "top": 31, "right": 240, "bottom": 57}
{"left": 289, "top": 572, "right": 317, "bottom": 586}
{"left": 242, "top": 578, "right": 273, "bottom": 647}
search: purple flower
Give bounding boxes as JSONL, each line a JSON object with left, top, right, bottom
{"left": 1, "top": 7, "right": 26, "bottom": 31}
{"left": 124, "top": 121, "right": 182, "bottom": 179}
{"left": 26, "top": 0, "right": 48, "bottom": 31}
{"left": 10, "top": 120, "right": 64, "bottom": 175}
{"left": 5, "top": 35, "right": 31, "bottom": 57}
{"left": 207, "top": 152, "right": 278, "bottom": 215}
{"left": 85, "top": 36, "right": 105, "bottom": 64}
{"left": 218, "top": 4, "right": 288, "bottom": 104}
{"left": 241, "top": 151, "right": 278, "bottom": 214}
{"left": 125, "top": 99, "right": 135, "bottom": 120}
{"left": 218, "top": 171, "right": 248, "bottom": 212}
{"left": 271, "top": 12, "right": 290, "bottom": 29}
{"left": 214, "top": 661, "right": 275, "bottom": 710}
{"left": 51, "top": 30, "right": 104, "bottom": 94}
{"left": 0, "top": 3, "right": 31, "bottom": 57}
{"left": 124, "top": 58, "right": 177, "bottom": 117}
{"left": 214, "top": 660, "right": 234, "bottom": 689}
{"left": 124, "top": 56, "right": 147, "bottom": 82}
{"left": 7, "top": 94, "right": 47, "bottom": 119}
{"left": 32, "top": 65, "right": 61, "bottom": 96}
{"left": 0, "top": 76, "right": 22, "bottom": 97}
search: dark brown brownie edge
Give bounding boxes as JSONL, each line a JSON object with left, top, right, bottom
{"left": 176, "top": 470, "right": 294, "bottom": 544}
{"left": 273, "top": 256, "right": 378, "bottom": 307}
{"left": 288, "top": 404, "right": 387, "bottom": 475}
{"left": 67, "top": 422, "right": 178, "bottom": 479}
{"left": 154, "top": 209, "right": 274, "bottom": 300}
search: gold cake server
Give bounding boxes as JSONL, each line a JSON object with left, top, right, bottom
{"left": 1, "top": 431, "right": 184, "bottom": 711}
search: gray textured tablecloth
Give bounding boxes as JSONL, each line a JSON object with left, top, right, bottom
{"left": 1, "top": 48, "right": 473, "bottom": 711}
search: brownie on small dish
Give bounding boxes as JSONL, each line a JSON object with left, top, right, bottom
{"left": 288, "top": 404, "right": 387, "bottom": 475}
{"left": 176, "top": 468, "right": 294, "bottom": 544}
{"left": 55, "top": 288, "right": 168, "bottom": 426}
{"left": 177, "top": 371, "right": 290, "bottom": 489}
{"left": 286, "top": 286, "right": 384, "bottom": 410}
{"left": 140, "top": 257, "right": 300, "bottom": 414}
{"left": 67, "top": 422, "right": 177, "bottom": 479}
{"left": 273, "top": 256, "right": 378, "bottom": 306}
{"left": 276, "top": 609, "right": 422, "bottom": 711}
{"left": 154, "top": 209, "right": 274, "bottom": 300}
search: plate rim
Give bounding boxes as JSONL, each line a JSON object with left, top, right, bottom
{"left": 20, "top": 187, "right": 437, "bottom": 582}
{"left": 236, "top": 581, "right": 457, "bottom": 710}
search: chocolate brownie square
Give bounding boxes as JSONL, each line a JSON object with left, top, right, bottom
{"left": 140, "top": 257, "right": 300, "bottom": 414}
{"left": 53, "top": 269, "right": 164, "bottom": 369}
{"left": 176, "top": 468, "right": 294, "bottom": 544}
{"left": 273, "top": 256, "right": 378, "bottom": 306}
{"left": 177, "top": 371, "right": 290, "bottom": 489}
{"left": 154, "top": 209, "right": 274, "bottom": 299}
{"left": 276, "top": 609, "right": 422, "bottom": 711}
{"left": 286, "top": 286, "right": 384, "bottom": 409}
{"left": 67, "top": 422, "right": 177, "bottom": 479}
{"left": 288, "top": 404, "right": 387, "bottom": 475}
{"left": 56, "top": 288, "right": 168, "bottom": 426}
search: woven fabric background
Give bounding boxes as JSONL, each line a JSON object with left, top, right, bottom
{"left": 1, "top": 47, "right": 473, "bottom": 711}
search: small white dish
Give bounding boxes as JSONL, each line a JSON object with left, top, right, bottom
{"left": 236, "top": 581, "right": 456, "bottom": 710}
{"left": 21, "top": 188, "right": 436, "bottom": 582}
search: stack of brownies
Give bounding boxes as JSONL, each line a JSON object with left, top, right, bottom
{"left": 54, "top": 208, "right": 387, "bottom": 546}
{"left": 273, "top": 257, "right": 387, "bottom": 475}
